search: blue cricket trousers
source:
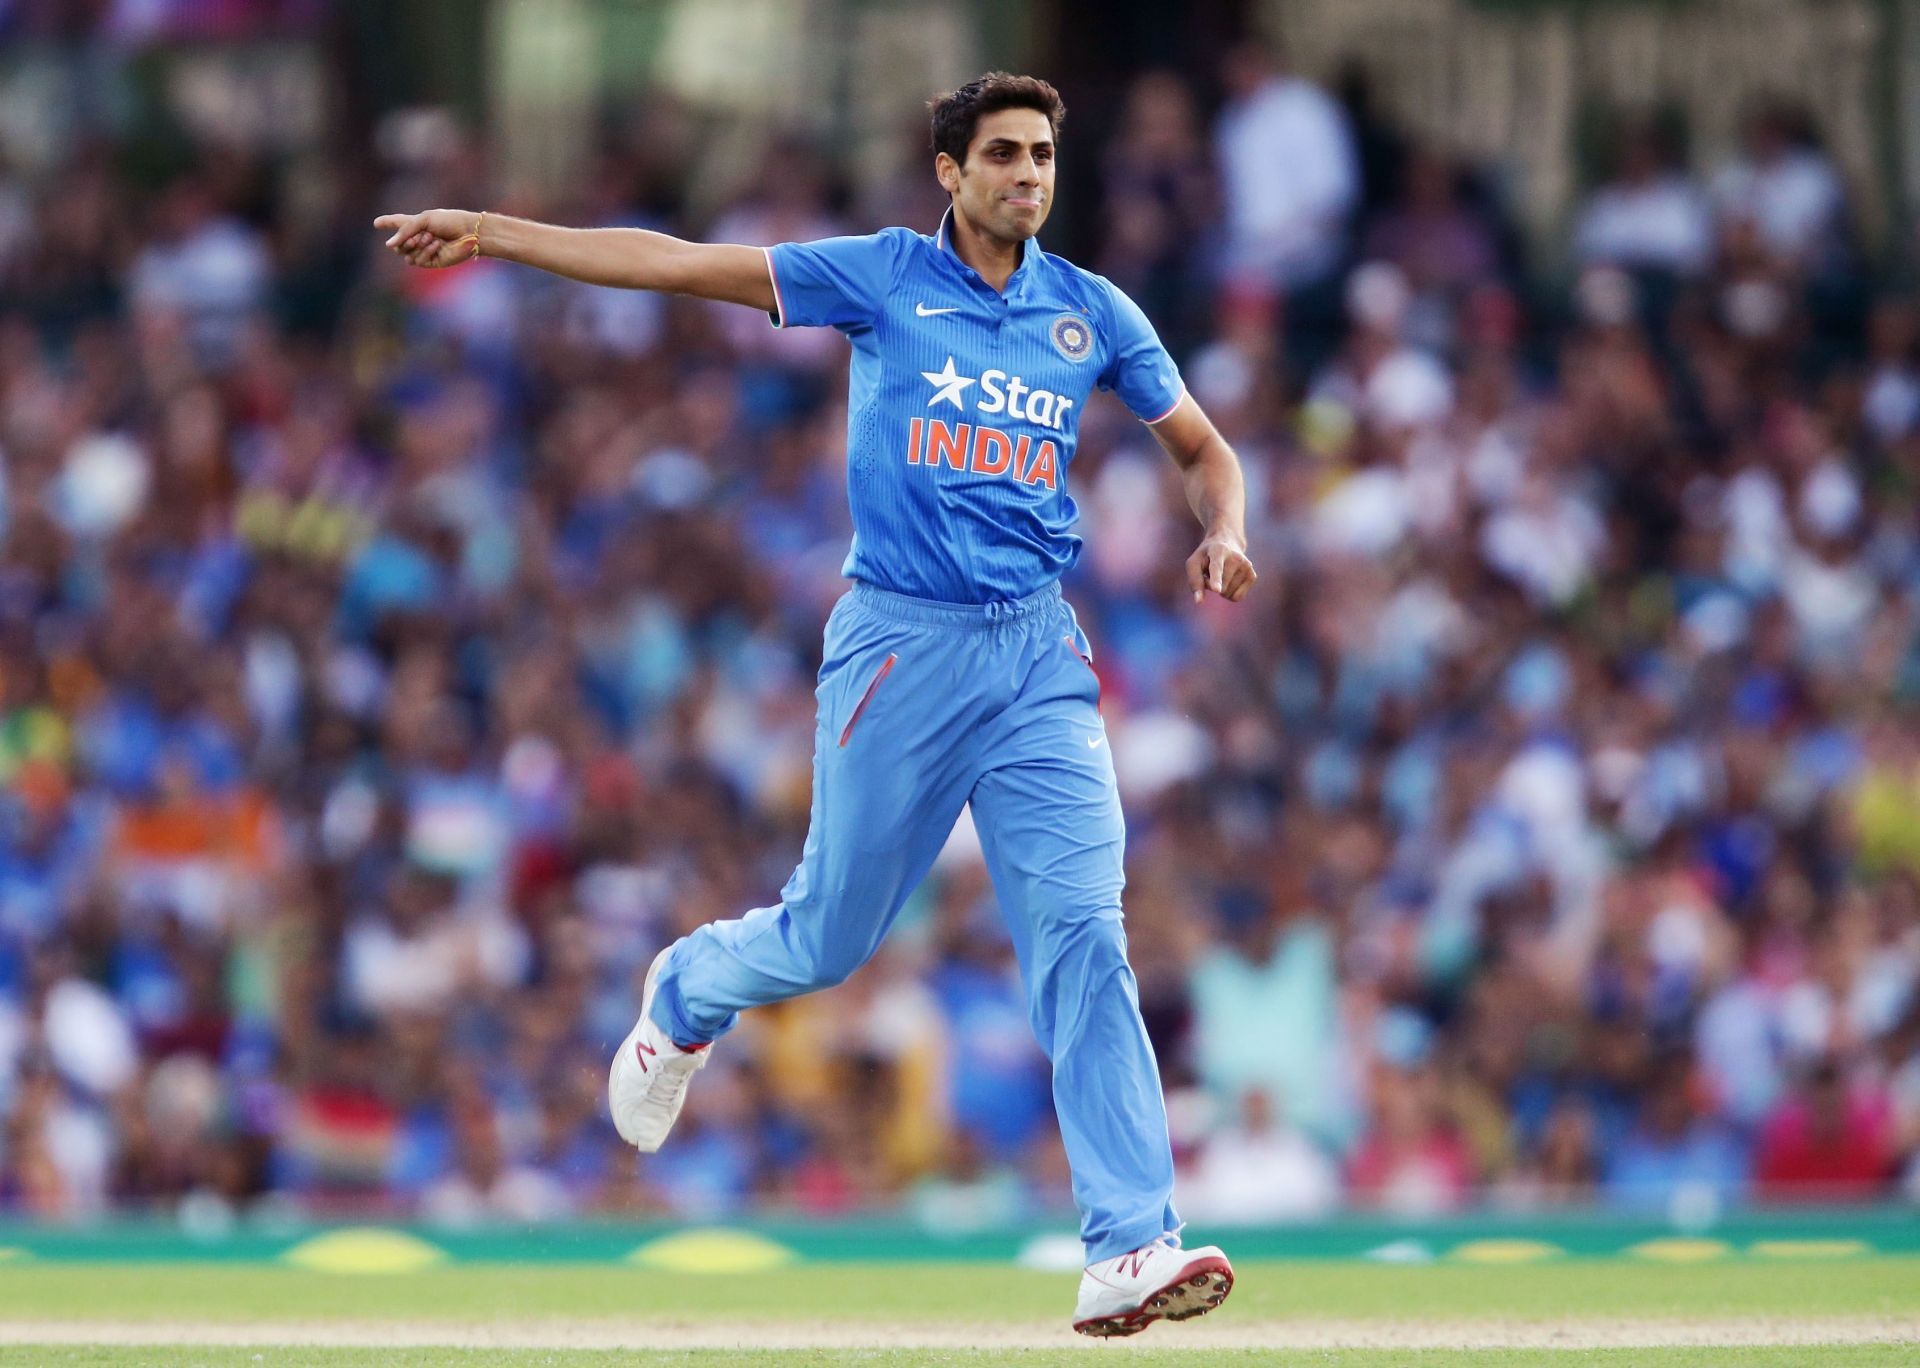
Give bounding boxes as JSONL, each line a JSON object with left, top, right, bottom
{"left": 649, "top": 579, "right": 1179, "bottom": 1260}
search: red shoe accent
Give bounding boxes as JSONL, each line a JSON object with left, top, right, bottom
{"left": 1072, "top": 1255, "right": 1234, "bottom": 1339}
{"left": 640, "top": 1034, "right": 710, "bottom": 1059}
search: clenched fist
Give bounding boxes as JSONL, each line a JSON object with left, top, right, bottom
{"left": 1186, "top": 533, "right": 1256, "bottom": 603}
{"left": 374, "top": 209, "right": 482, "bottom": 269}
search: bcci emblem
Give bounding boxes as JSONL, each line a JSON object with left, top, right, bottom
{"left": 1050, "top": 313, "right": 1094, "bottom": 363}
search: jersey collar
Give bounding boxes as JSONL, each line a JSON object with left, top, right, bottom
{"left": 934, "top": 207, "right": 1039, "bottom": 296}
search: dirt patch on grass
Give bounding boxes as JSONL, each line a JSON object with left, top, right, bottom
{"left": 0, "top": 1317, "right": 1913, "bottom": 1350}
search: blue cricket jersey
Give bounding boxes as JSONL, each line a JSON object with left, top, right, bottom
{"left": 765, "top": 211, "right": 1185, "bottom": 605}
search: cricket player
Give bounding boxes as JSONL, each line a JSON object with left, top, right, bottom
{"left": 376, "top": 72, "right": 1254, "bottom": 1336}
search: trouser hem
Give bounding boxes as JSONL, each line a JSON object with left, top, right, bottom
{"left": 1084, "top": 1218, "right": 1174, "bottom": 1265}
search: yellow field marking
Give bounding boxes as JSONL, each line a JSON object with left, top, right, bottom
{"left": 1748, "top": 1239, "right": 1872, "bottom": 1260}
{"left": 627, "top": 1227, "right": 798, "bottom": 1274}
{"left": 1449, "top": 1239, "right": 1564, "bottom": 1264}
{"left": 280, "top": 1228, "right": 449, "bottom": 1274}
{"left": 1628, "top": 1238, "right": 1731, "bottom": 1263}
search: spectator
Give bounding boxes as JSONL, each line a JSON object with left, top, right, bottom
{"left": 1858, "top": 295, "right": 1920, "bottom": 444}
{"left": 1346, "top": 1063, "right": 1475, "bottom": 1216}
{"left": 1361, "top": 145, "right": 1503, "bottom": 339}
{"left": 1098, "top": 71, "right": 1216, "bottom": 352}
{"left": 927, "top": 878, "right": 1053, "bottom": 1162}
{"left": 1187, "top": 885, "right": 1348, "bottom": 1149}
{"left": 1709, "top": 98, "right": 1848, "bottom": 274}
{"left": 126, "top": 176, "right": 273, "bottom": 370}
{"left": 1212, "top": 38, "right": 1358, "bottom": 305}
{"left": 1603, "top": 1056, "right": 1750, "bottom": 1215}
{"left": 1181, "top": 1087, "right": 1341, "bottom": 1223}
{"left": 1755, "top": 1059, "right": 1896, "bottom": 1202}
{"left": 1573, "top": 117, "right": 1714, "bottom": 278}
{"left": 1499, "top": 1097, "right": 1601, "bottom": 1208}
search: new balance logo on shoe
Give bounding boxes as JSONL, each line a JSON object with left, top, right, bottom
{"left": 634, "top": 1039, "right": 656, "bottom": 1072}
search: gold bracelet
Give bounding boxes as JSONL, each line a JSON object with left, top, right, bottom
{"left": 451, "top": 211, "right": 486, "bottom": 263}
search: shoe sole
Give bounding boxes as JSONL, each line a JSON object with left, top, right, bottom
{"left": 1072, "top": 1255, "right": 1234, "bottom": 1338}
{"left": 608, "top": 949, "right": 672, "bottom": 1151}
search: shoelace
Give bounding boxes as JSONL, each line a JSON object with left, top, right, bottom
{"left": 645, "top": 1055, "right": 699, "bottom": 1110}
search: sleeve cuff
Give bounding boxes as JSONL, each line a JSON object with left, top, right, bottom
{"left": 1142, "top": 386, "right": 1187, "bottom": 426}
{"left": 763, "top": 246, "right": 789, "bottom": 329}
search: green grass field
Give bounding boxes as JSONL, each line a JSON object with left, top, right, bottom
{"left": 0, "top": 1258, "right": 1915, "bottom": 1321}
{"left": 0, "top": 1257, "right": 1913, "bottom": 1366}
{"left": 4, "top": 1352, "right": 1918, "bottom": 1368}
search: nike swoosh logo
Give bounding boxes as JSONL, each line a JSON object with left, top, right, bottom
{"left": 915, "top": 302, "right": 960, "bottom": 316}
{"left": 1086, "top": 736, "right": 1105, "bottom": 749}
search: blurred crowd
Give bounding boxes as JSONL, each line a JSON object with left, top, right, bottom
{"left": 0, "top": 28, "right": 1916, "bottom": 1231}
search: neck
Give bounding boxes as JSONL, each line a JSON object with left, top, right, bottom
{"left": 948, "top": 205, "right": 1024, "bottom": 292}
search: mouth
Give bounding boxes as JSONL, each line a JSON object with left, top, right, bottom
{"left": 1005, "top": 196, "right": 1043, "bottom": 210}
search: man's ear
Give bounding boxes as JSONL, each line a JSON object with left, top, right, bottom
{"left": 935, "top": 151, "right": 959, "bottom": 194}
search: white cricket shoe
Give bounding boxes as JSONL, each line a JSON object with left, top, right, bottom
{"left": 1072, "top": 1237, "right": 1234, "bottom": 1338}
{"left": 608, "top": 948, "right": 711, "bottom": 1152}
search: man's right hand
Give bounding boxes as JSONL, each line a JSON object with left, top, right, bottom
{"left": 370, "top": 211, "right": 775, "bottom": 310}
{"left": 374, "top": 209, "right": 482, "bottom": 269}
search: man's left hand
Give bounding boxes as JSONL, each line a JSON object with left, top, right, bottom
{"left": 1186, "top": 535, "right": 1256, "bottom": 603}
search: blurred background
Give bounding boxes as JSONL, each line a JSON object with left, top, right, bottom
{"left": 0, "top": 0, "right": 1915, "bottom": 1237}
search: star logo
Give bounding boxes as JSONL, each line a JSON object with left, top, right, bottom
{"left": 921, "top": 355, "right": 976, "bottom": 410}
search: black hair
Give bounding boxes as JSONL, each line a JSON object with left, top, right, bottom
{"left": 928, "top": 72, "right": 1065, "bottom": 165}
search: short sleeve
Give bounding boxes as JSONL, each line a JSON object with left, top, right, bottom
{"left": 1096, "top": 279, "right": 1185, "bottom": 423}
{"left": 764, "top": 231, "right": 904, "bottom": 332}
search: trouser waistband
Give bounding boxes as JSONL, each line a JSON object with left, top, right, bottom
{"left": 849, "top": 579, "right": 1062, "bottom": 627}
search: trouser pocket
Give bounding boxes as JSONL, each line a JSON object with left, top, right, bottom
{"left": 1063, "top": 634, "right": 1101, "bottom": 712}
{"left": 837, "top": 652, "right": 898, "bottom": 747}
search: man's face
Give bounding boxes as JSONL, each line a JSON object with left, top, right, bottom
{"left": 940, "top": 107, "right": 1055, "bottom": 242}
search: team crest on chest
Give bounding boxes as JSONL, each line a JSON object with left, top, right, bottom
{"left": 1050, "top": 313, "right": 1094, "bottom": 363}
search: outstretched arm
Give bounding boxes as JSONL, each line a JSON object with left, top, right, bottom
{"left": 372, "top": 209, "right": 776, "bottom": 312}
{"left": 1147, "top": 393, "right": 1257, "bottom": 604}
